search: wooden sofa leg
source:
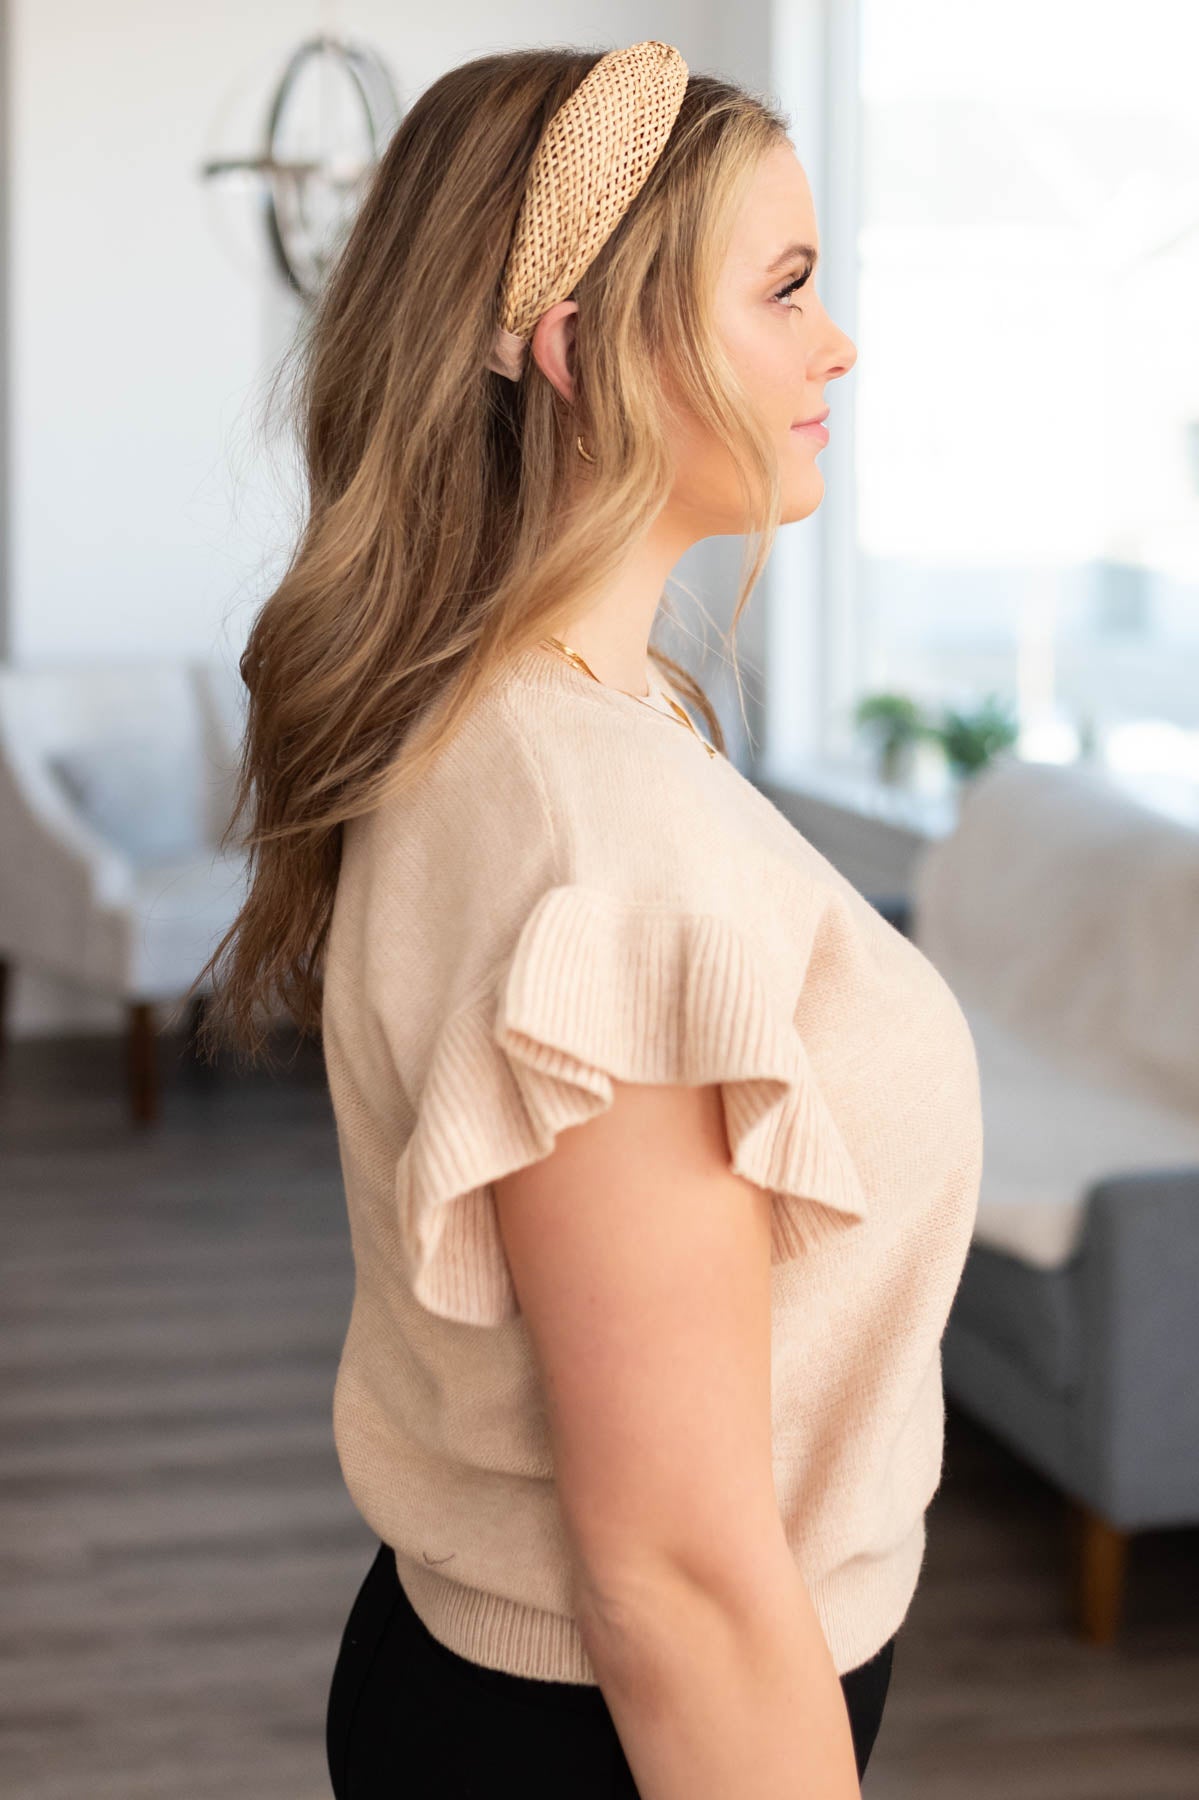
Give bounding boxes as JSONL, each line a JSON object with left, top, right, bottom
{"left": 1071, "top": 1499, "right": 1129, "bottom": 1645}
{"left": 127, "top": 1001, "right": 160, "bottom": 1125}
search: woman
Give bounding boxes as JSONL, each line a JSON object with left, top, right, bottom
{"left": 193, "top": 39, "right": 984, "bottom": 1800}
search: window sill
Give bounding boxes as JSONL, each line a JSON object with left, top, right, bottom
{"left": 752, "top": 756, "right": 959, "bottom": 901}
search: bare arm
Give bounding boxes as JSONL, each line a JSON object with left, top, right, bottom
{"left": 492, "top": 1077, "right": 862, "bottom": 1800}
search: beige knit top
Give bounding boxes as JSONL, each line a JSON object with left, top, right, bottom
{"left": 321, "top": 643, "right": 984, "bottom": 1683}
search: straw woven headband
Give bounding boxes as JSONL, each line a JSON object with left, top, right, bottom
{"left": 486, "top": 40, "right": 689, "bottom": 382}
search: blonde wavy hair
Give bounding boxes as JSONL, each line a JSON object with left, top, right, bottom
{"left": 189, "top": 45, "right": 790, "bottom": 1066}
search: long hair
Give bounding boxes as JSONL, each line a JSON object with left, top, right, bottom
{"left": 188, "top": 45, "right": 790, "bottom": 1066}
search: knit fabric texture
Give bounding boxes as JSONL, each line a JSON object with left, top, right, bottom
{"left": 321, "top": 643, "right": 984, "bottom": 1682}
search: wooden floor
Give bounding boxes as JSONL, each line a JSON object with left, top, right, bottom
{"left": 2, "top": 1030, "right": 1196, "bottom": 1799}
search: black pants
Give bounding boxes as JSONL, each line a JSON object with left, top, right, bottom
{"left": 326, "top": 1540, "right": 896, "bottom": 1797}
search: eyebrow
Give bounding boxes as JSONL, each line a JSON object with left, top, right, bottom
{"left": 764, "top": 241, "right": 819, "bottom": 275}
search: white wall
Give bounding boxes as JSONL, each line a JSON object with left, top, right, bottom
{"left": 2, "top": 0, "right": 775, "bottom": 1036}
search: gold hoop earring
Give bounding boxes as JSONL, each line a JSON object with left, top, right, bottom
{"left": 576, "top": 434, "right": 595, "bottom": 464}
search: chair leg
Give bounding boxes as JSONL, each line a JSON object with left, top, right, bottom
{"left": 127, "top": 1001, "right": 160, "bottom": 1125}
{"left": 1070, "top": 1497, "right": 1129, "bottom": 1645}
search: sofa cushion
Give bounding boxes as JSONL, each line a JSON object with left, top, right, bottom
{"left": 964, "top": 1002, "right": 1199, "bottom": 1267}
{"left": 124, "top": 847, "right": 250, "bottom": 996}
{"left": 48, "top": 735, "right": 206, "bottom": 866}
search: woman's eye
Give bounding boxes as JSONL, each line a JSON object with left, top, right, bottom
{"left": 773, "top": 272, "right": 809, "bottom": 311}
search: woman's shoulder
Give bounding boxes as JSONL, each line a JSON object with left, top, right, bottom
{"left": 496, "top": 668, "right": 741, "bottom": 898}
{"left": 351, "top": 653, "right": 846, "bottom": 956}
{"left": 501, "top": 663, "right": 846, "bottom": 913}
{"left": 365, "top": 660, "right": 720, "bottom": 878}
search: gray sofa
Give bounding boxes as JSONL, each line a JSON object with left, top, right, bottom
{"left": 892, "top": 756, "right": 1199, "bottom": 1646}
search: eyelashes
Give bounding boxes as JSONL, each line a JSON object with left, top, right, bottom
{"left": 773, "top": 269, "right": 811, "bottom": 311}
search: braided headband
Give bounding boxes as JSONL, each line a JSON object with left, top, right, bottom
{"left": 487, "top": 40, "right": 689, "bottom": 381}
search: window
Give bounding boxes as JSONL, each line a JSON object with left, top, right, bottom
{"left": 778, "top": 0, "right": 1199, "bottom": 822}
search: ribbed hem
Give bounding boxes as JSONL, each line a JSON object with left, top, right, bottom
{"left": 392, "top": 1513, "right": 925, "bottom": 1685}
{"left": 810, "top": 1513, "right": 927, "bottom": 1673}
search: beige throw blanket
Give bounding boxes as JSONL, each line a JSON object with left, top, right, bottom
{"left": 912, "top": 756, "right": 1199, "bottom": 1266}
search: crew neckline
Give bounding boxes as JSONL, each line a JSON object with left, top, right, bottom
{"left": 505, "top": 643, "right": 677, "bottom": 719}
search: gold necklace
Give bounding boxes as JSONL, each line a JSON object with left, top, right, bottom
{"left": 539, "top": 635, "right": 718, "bottom": 759}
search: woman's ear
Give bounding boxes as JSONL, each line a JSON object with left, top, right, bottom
{"left": 529, "top": 299, "right": 579, "bottom": 403}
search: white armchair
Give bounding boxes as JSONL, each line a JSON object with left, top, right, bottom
{"left": 0, "top": 660, "right": 250, "bottom": 1122}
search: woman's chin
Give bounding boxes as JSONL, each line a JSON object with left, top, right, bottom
{"left": 781, "top": 471, "right": 825, "bottom": 524}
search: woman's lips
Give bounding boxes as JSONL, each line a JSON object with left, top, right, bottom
{"left": 791, "top": 419, "right": 830, "bottom": 444}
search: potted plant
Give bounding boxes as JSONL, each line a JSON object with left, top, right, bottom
{"left": 929, "top": 693, "right": 1019, "bottom": 780}
{"left": 853, "top": 692, "right": 931, "bottom": 786}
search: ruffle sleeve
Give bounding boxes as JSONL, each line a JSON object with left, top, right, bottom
{"left": 398, "top": 884, "right": 869, "bottom": 1326}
